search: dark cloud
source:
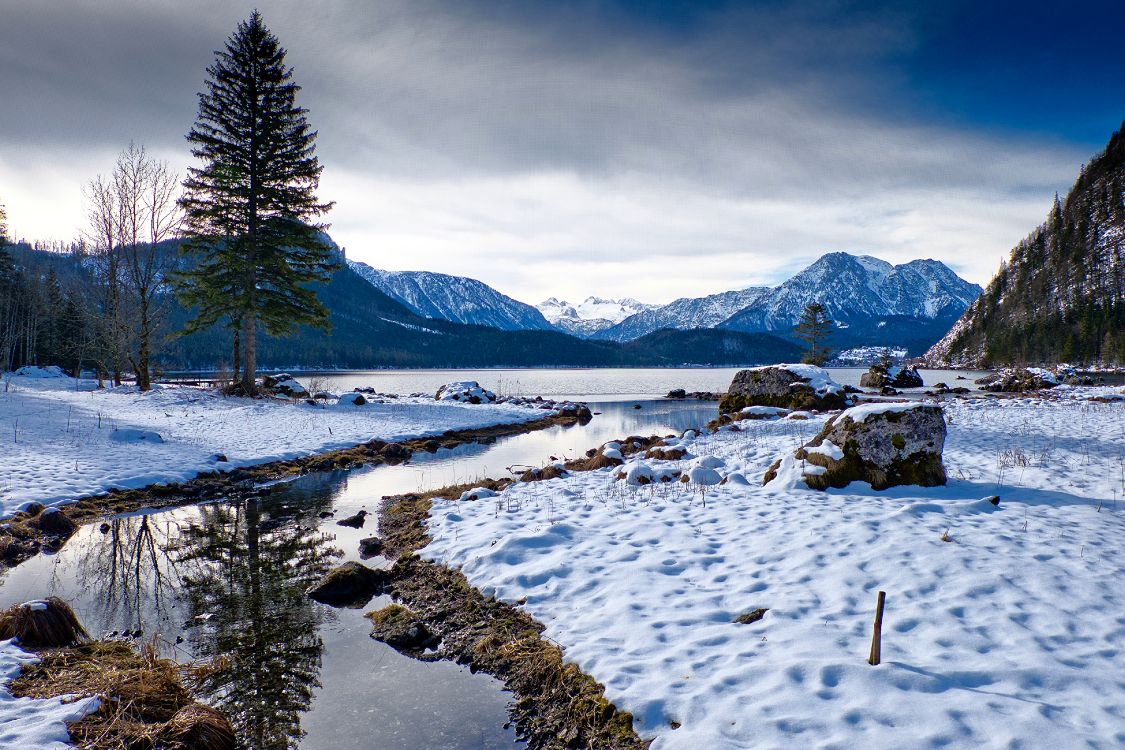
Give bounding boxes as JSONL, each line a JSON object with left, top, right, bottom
{"left": 0, "top": 0, "right": 1101, "bottom": 302}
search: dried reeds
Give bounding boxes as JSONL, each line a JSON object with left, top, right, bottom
{"left": 0, "top": 597, "right": 90, "bottom": 647}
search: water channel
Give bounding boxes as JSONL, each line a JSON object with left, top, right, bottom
{"left": 0, "top": 397, "right": 720, "bottom": 749}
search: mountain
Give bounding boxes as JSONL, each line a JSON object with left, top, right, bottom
{"left": 927, "top": 125, "right": 1125, "bottom": 367}
{"left": 536, "top": 296, "right": 656, "bottom": 337}
{"left": 720, "top": 253, "right": 981, "bottom": 355}
{"left": 347, "top": 260, "right": 554, "bottom": 331}
{"left": 593, "top": 287, "right": 771, "bottom": 342}
{"left": 621, "top": 328, "right": 802, "bottom": 366}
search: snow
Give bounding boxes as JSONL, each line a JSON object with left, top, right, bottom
{"left": 0, "top": 638, "right": 100, "bottom": 749}
{"left": 804, "top": 439, "right": 844, "bottom": 461}
{"left": 0, "top": 374, "right": 554, "bottom": 516}
{"left": 10, "top": 366, "right": 68, "bottom": 380}
{"left": 423, "top": 387, "right": 1125, "bottom": 749}
{"left": 740, "top": 405, "right": 790, "bottom": 418}
{"left": 747, "top": 363, "right": 845, "bottom": 397}
{"left": 838, "top": 401, "right": 929, "bottom": 424}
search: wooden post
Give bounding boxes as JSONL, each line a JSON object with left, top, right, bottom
{"left": 868, "top": 590, "right": 886, "bottom": 665}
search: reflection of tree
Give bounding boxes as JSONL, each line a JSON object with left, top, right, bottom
{"left": 74, "top": 514, "right": 185, "bottom": 635}
{"left": 172, "top": 488, "right": 341, "bottom": 750}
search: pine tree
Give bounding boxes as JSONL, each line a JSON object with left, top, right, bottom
{"left": 794, "top": 302, "right": 832, "bottom": 366}
{"left": 177, "top": 11, "right": 337, "bottom": 395}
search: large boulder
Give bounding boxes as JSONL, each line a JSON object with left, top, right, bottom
{"left": 719, "top": 365, "right": 848, "bottom": 413}
{"left": 435, "top": 381, "right": 497, "bottom": 404}
{"left": 765, "top": 402, "right": 947, "bottom": 490}
{"left": 859, "top": 364, "right": 923, "bottom": 389}
{"left": 262, "top": 373, "right": 309, "bottom": 398}
{"left": 975, "top": 368, "right": 1058, "bottom": 393}
{"left": 306, "top": 561, "right": 388, "bottom": 607}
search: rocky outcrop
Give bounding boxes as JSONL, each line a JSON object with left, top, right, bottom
{"left": 975, "top": 368, "right": 1058, "bottom": 392}
{"left": 262, "top": 373, "right": 309, "bottom": 398}
{"left": 719, "top": 365, "right": 848, "bottom": 413}
{"left": 306, "top": 561, "right": 388, "bottom": 607}
{"left": 435, "top": 381, "right": 497, "bottom": 404}
{"left": 765, "top": 402, "right": 947, "bottom": 490}
{"left": 859, "top": 364, "right": 923, "bottom": 389}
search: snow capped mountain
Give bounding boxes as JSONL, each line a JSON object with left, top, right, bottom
{"left": 593, "top": 287, "right": 771, "bottom": 342}
{"left": 720, "top": 253, "right": 981, "bottom": 334}
{"left": 347, "top": 261, "right": 554, "bottom": 331}
{"left": 536, "top": 296, "right": 657, "bottom": 337}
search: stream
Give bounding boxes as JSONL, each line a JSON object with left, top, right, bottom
{"left": 0, "top": 398, "right": 718, "bottom": 749}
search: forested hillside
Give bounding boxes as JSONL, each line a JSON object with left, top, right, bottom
{"left": 929, "top": 124, "right": 1125, "bottom": 366}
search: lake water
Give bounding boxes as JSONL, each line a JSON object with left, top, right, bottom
{"left": 0, "top": 398, "right": 720, "bottom": 750}
{"left": 212, "top": 367, "right": 993, "bottom": 401}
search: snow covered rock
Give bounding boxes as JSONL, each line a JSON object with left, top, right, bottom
{"left": 766, "top": 402, "right": 947, "bottom": 490}
{"left": 975, "top": 368, "right": 1058, "bottom": 392}
{"left": 859, "top": 363, "right": 923, "bottom": 389}
{"left": 336, "top": 392, "right": 367, "bottom": 406}
{"left": 261, "top": 373, "right": 309, "bottom": 398}
{"left": 435, "top": 381, "right": 497, "bottom": 404}
{"left": 12, "top": 365, "right": 68, "bottom": 379}
{"left": 719, "top": 364, "right": 848, "bottom": 413}
{"left": 459, "top": 487, "right": 498, "bottom": 501}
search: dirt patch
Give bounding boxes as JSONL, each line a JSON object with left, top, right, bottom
{"left": 0, "top": 413, "right": 582, "bottom": 571}
{"left": 9, "top": 639, "right": 231, "bottom": 750}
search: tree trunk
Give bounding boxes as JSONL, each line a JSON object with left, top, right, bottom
{"left": 136, "top": 296, "right": 151, "bottom": 391}
{"left": 231, "top": 324, "right": 240, "bottom": 386}
{"left": 241, "top": 314, "right": 256, "bottom": 395}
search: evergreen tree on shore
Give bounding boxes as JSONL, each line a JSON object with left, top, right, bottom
{"left": 795, "top": 302, "right": 832, "bottom": 365}
{"left": 177, "top": 11, "right": 337, "bottom": 394}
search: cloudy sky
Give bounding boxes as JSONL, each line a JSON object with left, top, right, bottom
{"left": 1, "top": 1, "right": 1122, "bottom": 305}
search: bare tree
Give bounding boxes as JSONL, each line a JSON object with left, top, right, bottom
{"left": 86, "top": 143, "right": 182, "bottom": 391}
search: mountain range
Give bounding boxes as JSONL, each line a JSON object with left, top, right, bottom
{"left": 536, "top": 296, "right": 656, "bottom": 337}
{"left": 350, "top": 252, "right": 981, "bottom": 356}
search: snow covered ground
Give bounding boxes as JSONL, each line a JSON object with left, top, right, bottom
{"left": 424, "top": 387, "right": 1125, "bottom": 749}
{"left": 0, "top": 371, "right": 554, "bottom": 516}
{"left": 0, "top": 638, "right": 99, "bottom": 749}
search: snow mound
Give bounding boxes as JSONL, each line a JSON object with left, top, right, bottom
{"left": 459, "top": 487, "right": 498, "bottom": 502}
{"left": 12, "top": 366, "right": 68, "bottom": 379}
{"left": 436, "top": 381, "right": 497, "bottom": 404}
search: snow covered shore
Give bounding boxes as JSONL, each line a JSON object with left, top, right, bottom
{"left": 0, "top": 638, "right": 100, "bottom": 748}
{"left": 424, "top": 387, "right": 1125, "bottom": 749}
{"left": 0, "top": 372, "right": 555, "bottom": 516}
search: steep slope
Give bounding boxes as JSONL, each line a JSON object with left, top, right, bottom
{"left": 537, "top": 296, "right": 656, "bottom": 337}
{"left": 720, "top": 253, "right": 981, "bottom": 354}
{"left": 348, "top": 260, "right": 554, "bottom": 331}
{"left": 928, "top": 125, "right": 1125, "bottom": 367}
{"left": 594, "top": 287, "right": 771, "bottom": 342}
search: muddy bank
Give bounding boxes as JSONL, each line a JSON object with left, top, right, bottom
{"left": 0, "top": 411, "right": 587, "bottom": 570}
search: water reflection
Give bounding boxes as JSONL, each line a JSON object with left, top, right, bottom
{"left": 173, "top": 494, "right": 341, "bottom": 749}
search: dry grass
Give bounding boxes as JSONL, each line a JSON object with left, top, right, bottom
{"left": 10, "top": 639, "right": 231, "bottom": 750}
{"left": 0, "top": 597, "right": 90, "bottom": 647}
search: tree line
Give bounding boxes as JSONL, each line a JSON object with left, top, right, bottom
{"left": 3, "top": 10, "right": 337, "bottom": 395}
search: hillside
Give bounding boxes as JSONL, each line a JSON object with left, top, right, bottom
{"left": 928, "top": 124, "right": 1125, "bottom": 366}
{"left": 594, "top": 287, "right": 771, "bottom": 342}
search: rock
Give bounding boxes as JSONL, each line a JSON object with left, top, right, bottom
{"left": 666, "top": 388, "right": 687, "bottom": 399}
{"left": 336, "top": 392, "right": 367, "bottom": 406}
{"left": 35, "top": 508, "right": 77, "bottom": 537}
{"left": 210, "top": 453, "right": 228, "bottom": 463}
{"left": 379, "top": 443, "right": 411, "bottom": 462}
{"left": 367, "top": 604, "right": 437, "bottom": 651}
{"left": 306, "top": 561, "right": 388, "bottom": 607}
{"left": 860, "top": 364, "right": 924, "bottom": 389}
{"left": 263, "top": 373, "right": 309, "bottom": 398}
{"left": 976, "top": 368, "right": 1059, "bottom": 392}
{"left": 22, "top": 502, "right": 45, "bottom": 516}
{"left": 719, "top": 365, "right": 848, "bottom": 413}
{"left": 574, "top": 404, "right": 593, "bottom": 423}
{"left": 767, "top": 402, "right": 947, "bottom": 491}
{"left": 336, "top": 510, "right": 368, "bottom": 528}
{"left": 435, "top": 381, "right": 496, "bottom": 404}
{"left": 880, "top": 386, "right": 900, "bottom": 396}
{"left": 358, "top": 536, "right": 384, "bottom": 558}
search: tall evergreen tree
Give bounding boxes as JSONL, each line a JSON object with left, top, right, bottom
{"left": 794, "top": 302, "right": 833, "bottom": 365}
{"left": 177, "top": 11, "right": 337, "bottom": 394}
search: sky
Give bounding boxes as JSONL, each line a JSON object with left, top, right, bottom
{"left": 1, "top": 0, "right": 1122, "bottom": 305}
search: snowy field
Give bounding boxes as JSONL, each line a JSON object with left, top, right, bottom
{"left": 0, "top": 370, "right": 553, "bottom": 516}
{"left": 424, "top": 387, "right": 1125, "bottom": 749}
{"left": 0, "top": 638, "right": 99, "bottom": 748}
